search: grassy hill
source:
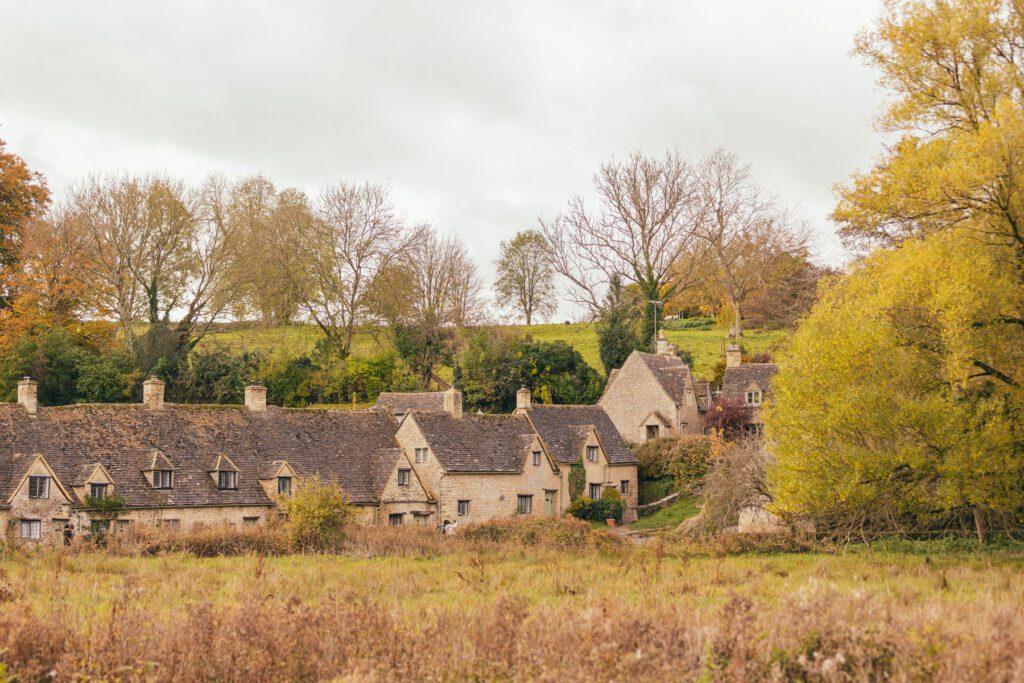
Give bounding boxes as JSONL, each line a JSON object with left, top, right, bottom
{"left": 202, "top": 321, "right": 786, "bottom": 380}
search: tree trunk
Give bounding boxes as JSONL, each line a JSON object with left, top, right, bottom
{"left": 732, "top": 298, "right": 743, "bottom": 339}
{"left": 973, "top": 508, "right": 987, "bottom": 544}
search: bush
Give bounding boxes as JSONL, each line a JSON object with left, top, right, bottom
{"left": 282, "top": 477, "right": 352, "bottom": 552}
{"left": 568, "top": 490, "right": 623, "bottom": 523}
{"left": 109, "top": 524, "right": 292, "bottom": 557}
{"left": 635, "top": 435, "right": 718, "bottom": 491}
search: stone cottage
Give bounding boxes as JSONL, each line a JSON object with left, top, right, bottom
{"left": 720, "top": 346, "right": 779, "bottom": 433}
{"left": 514, "top": 387, "right": 639, "bottom": 522}
{"left": 598, "top": 334, "right": 710, "bottom": 443}
{"left": 394, "top": 388, "right": 563, "bottom": 523}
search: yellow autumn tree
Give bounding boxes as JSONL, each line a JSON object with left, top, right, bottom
{"left": 766, "top": 229, "right": 1023, "bottom": 541}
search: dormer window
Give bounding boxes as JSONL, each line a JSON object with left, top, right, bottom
{"left": 745, "top": 390, "right": 762, "bottom": 406}
{"left": 28, "top": 476, "right": 50, "bottom": 499}
{"left": 153, "top": 470, "right": 173, "bottom": 489}
{"left": 277, "top": 476, "right": 292, "bottom": 496}
{"left": 89, "top": 483, "right": 108, "bottom": 501}
{"left": 218, "top": 470, "right": 237, "bottom": 490}
{"left": 586, "top": 446, "right": 598, "bottom": 462}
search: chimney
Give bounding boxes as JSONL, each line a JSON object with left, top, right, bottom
{"left": 17, "top": 377, "right": 37, "bottom": 415}
{"left": 143, "top": 376, "right": 165, "bottom": 410}
{"left": 656, "top": 330, "right": 671, "bottom": 355}
{"left": 516, "top": 385, "right": 532, "bottom": 411}
{"left": 245, "top": 384, "right": 267, "bottom": 412}
{"left": 726, "top": 345, "right": 742, "bottom": 368}
{"left": 443, "top": 386, "right": 463, "bottom": 419}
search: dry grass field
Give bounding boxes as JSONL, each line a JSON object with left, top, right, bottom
{"left": 1, "top": 524, "right": 1022, "bottom": 681}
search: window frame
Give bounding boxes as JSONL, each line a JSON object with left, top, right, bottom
{"left": 620, "top": 480, "right": 630, "bottom": 495}
{"left": 277, "top": 476, "right": 292, "bottom": 496}
{"left": 414, "top": 447, "right": 428, "bottom": 464}
{"left": 218, "top": 470, "right": 237, "bottom": 491}
{"left": 89, "top": 483, "right": 108, "bottom": 501}
{"left": 28, "top": 475, "right": 50, "bottom": 499}
{"left": 746, "top": 390, "right": 762, "bottom": 406}
{"left": 397, "top": 468, "right": 411, "bottom": 487}
{"left": 646, "top": 425, "right": 659, "bottom": 441}
{"left": 589, "top": 483, "right": 602, "bottom": 500}
{"left": 153, "top": 470, "right": 173, "bottom": 489}
{"left": 516, "top": 494, "right": 533, "bottom": 515}
{"left": 388, "top": 513, "right": 404, "bottom": 526}
{"left": 532, "top": 451, "right": 542, "bottom": 466}
{"left": 20, "top": 519, "right": 41, "bottom": 540}
{"left": 457, "top": 500, "right": 470, "bottom": 516}
{"left": 586, "top": 446, "right": 598, "bottom": 462}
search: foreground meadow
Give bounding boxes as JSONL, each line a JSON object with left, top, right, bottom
{"left": 1, "top": 527, "right": 1023, "bottom": 682}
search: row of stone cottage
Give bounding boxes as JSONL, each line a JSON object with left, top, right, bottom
{"left": 0, "top": 340, "right": 776, "bottom": 543}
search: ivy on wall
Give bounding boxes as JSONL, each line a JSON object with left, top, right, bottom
{"left": 569, "top": 456, "right": 585, "bottom": 501}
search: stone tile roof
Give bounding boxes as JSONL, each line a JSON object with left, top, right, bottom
{"left": 634, "top": 351, "right": 692, "bottom": 404}
{"left": 721, "top": 364, "right": 779, "bottom": 404}
{"left": 524, "top": 405, "right": 637, "bottom": 465}
{"left": 372, "top": 392, "right": 446, "bottom": 415}
{"left": 0, "top": 404, "right": 399, "bottom": 508}
{"left": 694, "top": 381, "right": 713, "bottom": 412}
{"left": 410, "top": 413, "right": 537, "bottom": 473}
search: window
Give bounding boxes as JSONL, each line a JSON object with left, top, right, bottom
{"left": 243, "top": 516, "right": 260, "bottom": 526}
{"left": 153, "top": 470, "right": 173, "bottom": 489}
{"left": 397, "top": 469, "right": 411, "bottom": 486}
{"left": 218, "top": 470, "right": 237, "bottom": 490}
{"left": 117, "top": 520, "right": 131, "bottom": 531}
{"left": 28, "top": 475, "right": 49, "bottom": 499}
{"left": 586, "top": 446, "right": 598, "bottom": 462}
{"left": 90, "top": 520, "right": 110, "bottom": 535}
{"left": 746, "top": 390, "right": 762, "bottom": 406}
{"left": 414, "top": 448, "right": 428, "bottom": 464}
{"left": 589, "top": 483, "right": 602, "bottom": 500}
{"left": 620, "top": 480, "right": 630, "bottom": 495}
{"left": 457, "top": 500, "right": 470, "bottom": 516}
{"left": 516, "top": 495, "right": 533, "bottom": 515}
{"left": 646, "top": 425, "right": 660, "bottom": 441}
{"left": 389, "top": 513, "right": 404, "bottom": 526}
{"left": 532, "top": 451, "right": 542, "bottom": 466}
{"left": 162, "top": 519, "right": 180, "bottom": 530}
{"left": 20, "top": 519, "right": 40, "bottom": 540}
{"left": 89, "top": 483, "right": 107, "bottom": 501}
{"left": 413, "top": 513, "right": 430, "bottom": 526}
{"left": 277, "top": 476, "right": 292, "bottom": 496}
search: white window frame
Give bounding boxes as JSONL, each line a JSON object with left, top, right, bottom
{"left": 620, "top": 480, "right": 630, "bottom": 495}
{"left": 28, "top": 475, "right": 50, "bottom": 499}
{"left": 218, "top": 470, "right": 237, "bottom": 490}
{"left": 20, "top": 519, "right": 41, "bottom": 540}
{"left": 746, "top": 390, "right": 762, "bottom": 406}
{"left": 153, "top": 470, "right": 173, "bottom": 489}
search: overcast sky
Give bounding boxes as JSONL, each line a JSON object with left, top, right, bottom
{"left": 2, "top": 1, "right": 887, "bottom": 320}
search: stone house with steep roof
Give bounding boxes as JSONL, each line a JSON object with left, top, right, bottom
{"left": 0, "top": 378, "right": 434, "bottom": 543}
{"left": 394, "top": 388, "right": 563, "bottom": 524}
{"left": 513, "top": 387, "right": 639, "bottom": 521}
{"left": 720, "top": 346, "right": 779, "bottom": 433}
{"left": 599, "top": 334, "right": 708, "bottom": 444}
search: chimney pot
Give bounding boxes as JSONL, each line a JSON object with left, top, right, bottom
{"left": 726, "top": 345, "right": 742, "bottom": 368}
{"left": 17, "top": 377, "right": 37, "bottom": 415}
{"left": 143, "top": 376, "right": 165, "bottom": 410}
{"left": 516, "top": 385, "right": 532, "bottom": 411}
{"left": 443, "top": 387, "right": 463, "bottom": 419}
{"left": 245, "top": 384, "right": 267, "bottom": 412}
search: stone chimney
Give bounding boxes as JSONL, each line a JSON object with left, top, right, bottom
{"left": 17, "top": 377, "right": 37, "bottom": 415}
{"left": 143, "top": 376, "right": 165, "bottom": 410}
{"left": 655, "top": 330, "right": 671, "bottom": 355}
{"left": 516, "top": 385, "right": 532, "bottom": 411}
{"left": 726, "top": 345, "right": 742, "bottom": 368}
{"left": 443, "top": 386, "right": 463, "bottom": 419}
{"left": 245, "top": 384, "right": 267, "bottom": 412}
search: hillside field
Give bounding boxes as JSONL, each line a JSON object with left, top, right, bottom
{"left": 202, "top": 322, "right": 787, "bottom": 380}
{"left": 2, "top": 538, "right": 1023, "bottom": 680}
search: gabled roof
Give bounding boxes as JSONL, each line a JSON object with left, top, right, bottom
{"left": 210, "top": 454, "right": 239, "bottom": 473}
{"left": 372, "top": 392, "right": 446, "bottom": 416}
{"left": 721, "top": 364, "right": 779, "bottom": 404}
{"left": 0, "top": 404, "right": 400, "bottom": 507}
{"left": 633, "top": 351, "right": 692, "bottom": 404}
{"left": 74, "top": 462, "right": 114, "bottom": 487}
{"left": 694, "top": 382, "right": 713, "bottom": 412}
{"left": 408, "top": 413, "right": 538, "bottom": 473}
{"left": 524, "top": 405, "right": 637, "bottom": 466}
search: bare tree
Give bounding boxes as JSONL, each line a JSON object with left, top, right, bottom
{"left": 493, "top": 229, "right": 557, "bottom": 325}
{"left": 283, "top": 181, "right": 421, "bottom": 355}
{"left": 693, "top": 149, "right": 811, "bottom": 338}
{"left": 541, "top": 151, "right": 708, "bottom": 342}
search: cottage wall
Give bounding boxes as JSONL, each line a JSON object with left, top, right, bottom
{"left": 438, "top": 454, "right": 561, "bottom": 523}
{"left": 378, "top": 448, "right": 436, "bottom": 526}
{"left": 599, "top": 354, "right": 679, "bottom": 443}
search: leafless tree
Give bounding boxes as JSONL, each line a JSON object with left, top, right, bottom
{"left": 541, "top": 151, "right": 708, "bottom": 341}
{"left": 693, "top": 149, "right": 811, "bottom": 338}
{"left": 283, "top": 181, "right": 422, "bottom": 355}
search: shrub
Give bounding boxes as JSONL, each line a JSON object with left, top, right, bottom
{"left": 635, "top": 435, "right": 718, "bottom": 492}
{"left": 281, "top": 477, "right": 352, "bottom": 552}
{"left": 568, "top": 490, "right": 623, "bottom": 523}
{"left": 109, "top": 524, "right": 292, "bottom": 557}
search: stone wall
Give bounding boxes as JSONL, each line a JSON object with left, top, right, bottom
{"left": 599, "top": 354, "right": 679, "bottom": 443}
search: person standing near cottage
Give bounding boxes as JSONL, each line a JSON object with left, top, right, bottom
{"left": 62, "top": 523, "right": 74, "bottom": 546}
